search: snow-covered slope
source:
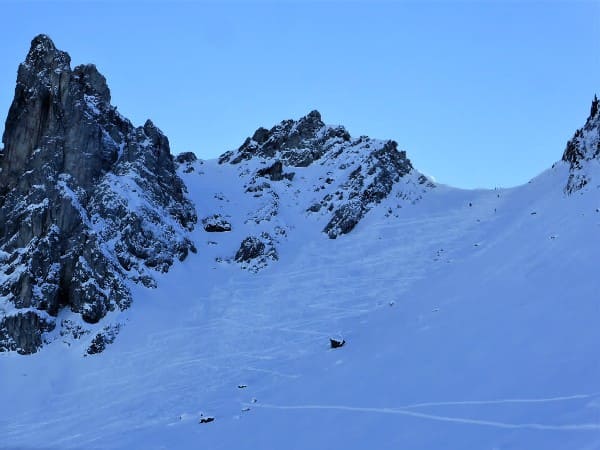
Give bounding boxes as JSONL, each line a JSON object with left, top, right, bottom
{"left": 1, "top": 100, "right": 600, "bottom": 449}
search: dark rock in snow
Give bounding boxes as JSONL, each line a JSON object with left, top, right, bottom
{"left": 234, "top": 233, "right": 278, "bottom": 272}
{"left": 235, "top": 237, "right": 266, "bottom": 262}
{"left": 199, "top": 416, "right": 215, "bottom": 424}
{"left": 256, "top": 160, "right": 295, "bottom": 182}
{"left": 0, "top": 35, "right": 197, "bottom": 354}
{"left": 330, "top": 338, "right": 345, "bottom": 349}
{"left": 175, "top": 152, "right": 198, "bottom": 173}
{"left": 202, "top": 214, "right": 232, "bottom": 232}
{"left": 86, "top": 324, "right": 121, "bottom": 355}
{"left": 175, "top": 152, "right": 197, "bottom": 164}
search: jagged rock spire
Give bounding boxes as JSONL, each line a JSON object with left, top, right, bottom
{"left": 590, "top": 94, "right": 598, "bottom": 120}
{"left": 24, "top": 34, "right": 71, "bottom": 72}
{"left": 0, "top": 35, "right": 196, "bottom": 354}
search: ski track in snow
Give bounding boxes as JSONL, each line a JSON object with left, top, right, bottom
{"left": 251, "top": 394, "right": 600, "bottom": 431}
{"left": 400, "top": 393, "right": 600, "bottom": 409}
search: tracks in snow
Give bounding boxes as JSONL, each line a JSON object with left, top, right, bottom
{"left": 251, "top": 392, "right": 600, "bottom": 431}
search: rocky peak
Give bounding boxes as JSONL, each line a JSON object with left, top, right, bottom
{"left": 72, "top": 64, "right": 110, "bottom": 103}
{"left": 219, "top": 110, "right": 350, "bottom": 167}
{"left": 24, "top": 34, "right": 71, "bottom": 73}
{"left": 0, "top": 35, "right": 196, "bottom": 354}
{"left": 562, "top": 95, "right": 600, "bottom": 193}
{"left": 295, "top": 109, "right": 324, "bottom": 136}
{"left": 217, "top": 111, "right": 432, "bottom": 242}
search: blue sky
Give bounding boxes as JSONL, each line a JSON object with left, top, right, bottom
{"left": 0, "top": 1, "right": 598, "bottom": 188}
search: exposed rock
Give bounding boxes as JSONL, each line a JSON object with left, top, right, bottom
{"left": 199, "top": 416, "right": 215, "bottom": 424}
{"left": 308, "top": 203, "right": 322, "bottom": 213}
{"left": 0, "top": 35, "right": 197, "bottom": 354}
{"left": 86, "top": 324, "right": 120, "bottom": 355}
{"left": 330, "top": 338, "right": 345, "bottom": 349}
{"left": 222, "top": 111, "right": 430, "bottom": 240}
{"left": 175, "top": 152, "right": 197, "bottom": 164}
{"left": 175, "top": 152, "right": 197, "bottom": 173}
{"left": 234, "top": 233, "right": 278, "bottom": 272}
{"left": 235, "top": 236, "right": 266, "bottom": 262}
{"left": 245, "top": 182, "right": 271, "bottom": 193}
{"left": 219, "top": 110, "right": 351, "bottom": 167}
{"left": 256, "top": 160, "right": 295, "bottom": 182}
{"left": 0, "top": 311, "right": 55, "bottom": 354}
{"left": 202, "top": 214, "right": 232, "bottom": 232}
{"left": 323, "top": 140, "right": 414, "bottom": 238}
{"left": 562, "top": 95, "right": 600, "bottom": 193}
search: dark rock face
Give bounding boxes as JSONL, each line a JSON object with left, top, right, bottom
{"left": 0, "top": 35, "right": 197, "bottom": 353}
{"left": 323, "top": 140, "right": 414, "bottom": 238}
{"left": 0, "top": 311, "right": 55, "bottom": 354}
{"left": 562, "top": 95, "right": 600, "bottom": 193}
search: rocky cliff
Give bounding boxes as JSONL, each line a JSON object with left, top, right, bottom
{"left": 562, "top": 95, "right": 600, "bottom": 193}
{"left": 0, "top": 35, "right": 196, "bottom": 354}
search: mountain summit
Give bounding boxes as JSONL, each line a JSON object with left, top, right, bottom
{"left": 0, "top": 35, "right": 197, "bottom": 354}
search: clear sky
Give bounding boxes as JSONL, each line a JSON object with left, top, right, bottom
{"left": 0, "top": 1, "right": 598, "bottom": 188}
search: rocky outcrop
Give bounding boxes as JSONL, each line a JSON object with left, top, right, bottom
{"left": 256, "top": 160, "right": 294, "bottom": 182}
{"left": 86, "top": 324, "right": 121, "bottom": 355}
{"left": 0, "top": 35, "right": 196, "bottom": 353}
{"left": 234, "top": 233, "right": 278, "bottom": 272}
{"left": 322, "top": 140, "right": 417, "bottom": 238}
{"left": 235, "top": 237, "right": 266, "bottom": 262}
{"left": 202, "top": 214, "right": 231, "bottom": 232}
{"left": 0, "top": 311, "right": 55, "bottom": 354}
{"left": 563, "top": 95, "right": 600, "bottom": 193}
{"left": 220, "top": 111, "right": 432, "bottom": 239}
{"left": 175, "top": 152, "right": 198, "bottom": 173}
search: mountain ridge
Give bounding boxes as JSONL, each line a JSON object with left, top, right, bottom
{"left": 0, "top": 34, "right": 597, "bottom": 357}
{"left": 0, "top": 34, "right": 599, "bottom": 450}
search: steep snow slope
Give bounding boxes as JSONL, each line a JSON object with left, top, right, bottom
{"left": 1, "top": 147, "right": 599, "bottom": 449}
